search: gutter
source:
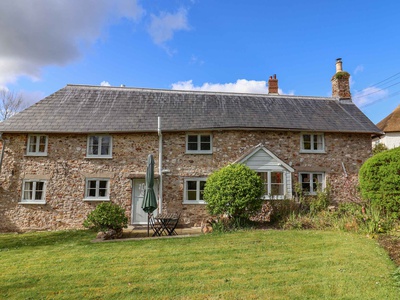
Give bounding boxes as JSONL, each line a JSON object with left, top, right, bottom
{"left": 158, "top": 117, "right": 163, "bottom": 213}
{"left": 0, "top": 133, "right": 5, "bottom": 174}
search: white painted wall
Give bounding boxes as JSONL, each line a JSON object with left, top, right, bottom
{"left": 373, "top": 132, "right": 400, "bottom": 149}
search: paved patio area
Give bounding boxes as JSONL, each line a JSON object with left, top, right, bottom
{"left": 122, "top": 225, "right": 202, "bottom": 239}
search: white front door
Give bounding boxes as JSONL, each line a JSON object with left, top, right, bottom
{"left": 131, "top": 179, "right": 159, "bottom": 224}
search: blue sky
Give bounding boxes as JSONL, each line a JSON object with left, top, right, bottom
{"left": 1, "top": 0, "right": 400, "bottom": 124}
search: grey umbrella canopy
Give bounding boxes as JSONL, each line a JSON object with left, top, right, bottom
{"left": 142, "top": 154, "right": 158, "bottom": 236}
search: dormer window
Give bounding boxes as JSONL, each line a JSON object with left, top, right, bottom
{"left": 300, "top": 133, "right": 325, "bottom": 153}
{"left": 26, "top": 134, "right": 48, "bottom": 156}
{"left": 87, "top": 135, "right": 112, "bottom": 158}
{"left": 186, "top": 134, "right": 212, "bottom": 154}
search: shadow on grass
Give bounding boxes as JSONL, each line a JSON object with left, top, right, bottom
{"left": 0, "top": 230, "right": 94, "bottom": 250}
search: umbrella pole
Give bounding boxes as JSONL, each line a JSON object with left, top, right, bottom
{"left": 148, "top": 213, "right": 150, "bottom": 237}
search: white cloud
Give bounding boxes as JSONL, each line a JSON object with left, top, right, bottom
{"left": 171, "top": 79, "right": 292, "bottom": 95}
{"left": 148, "top": 8, "right": 190, "bottom": 46}
{"left": 354, "top": 65, "right": 364, "bottom": 75}
{"left": 189, "top": 55, "right": 204, "bottom": 66}
{"left": 353, "top": 86, "right": 389, "bottom": 107}
{"left": 0, "top": 0, "right": 144, "bottom": 86}
{"left": 100, "top": 81, "right": 111, "bottom": 86}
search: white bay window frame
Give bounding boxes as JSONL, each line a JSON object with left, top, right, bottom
{"left": 258, "top": 171, "right": 286, "bottom": 200}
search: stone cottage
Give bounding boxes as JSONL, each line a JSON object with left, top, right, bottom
{"left": 0, "top": 59, "right": 381, "bottom": 232}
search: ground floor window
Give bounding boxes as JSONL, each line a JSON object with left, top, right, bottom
{"left": 258, "top": 171, "right": 285, "bottom": 199}
{"left": 183, "top": 178, "right": 207, "bottom": 204}
{"left": 299, "top": 172, "right": 324, "bottom": 195}
{"left": 20, "top": 180, "right": 46, "bottom": 204}
{"left": 84, "top": 178, "right": 110, "bottom": 201}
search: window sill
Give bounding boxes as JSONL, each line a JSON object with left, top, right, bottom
{"left": 25, "top": 153, "right": 48, "bottom": 157}
{"left": 183, "top": 201, "right": 206, "bottom": 205}
{"left": 185, "top": 151, "right": 213, "bottom": 155}
{"left": 85, "top": 156, "right": 113, "bottom": 159}
{"left": 19, "top": 201, "right": 46, "bottom": 205}
{"left": 299, "top": 150, "right": 326, "bottom": 154}
{"left": 83, "top": 198, "right": 110, "bottom": 202}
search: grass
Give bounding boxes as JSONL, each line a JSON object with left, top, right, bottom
{"left": 0, "top": 230, "right": 398, "bottom": 299}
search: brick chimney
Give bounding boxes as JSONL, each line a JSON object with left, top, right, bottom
{"left": 331, "top": 58, "right": 351, "bottom": 99}
{"left": 268, "top": 74, "right": 279, "bottom": 95}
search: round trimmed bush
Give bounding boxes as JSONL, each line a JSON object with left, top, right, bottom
{"left": 83, "top": 202, "right": 128, "bottom": 233}
{"left": 359, "top": 147, "right": 400, "bottom": 217}
{"left": 204, "top": 163, "right": 264, "bottom": 220}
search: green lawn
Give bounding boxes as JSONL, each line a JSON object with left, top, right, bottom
{"left": 0, "top": 230, "right": 398, "bottom": 299}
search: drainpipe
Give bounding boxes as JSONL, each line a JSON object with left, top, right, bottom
{"left": 158, "top": 117, "right": 163, "bottom": 213}
{"left": 0, "top": 133, "right": 5, "bottom": 174}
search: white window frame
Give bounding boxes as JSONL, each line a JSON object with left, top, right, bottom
{"left": 186, "top": 134, "right": 212, "bottom": 154}
{"left": 26, "top": 134, "right": 48, "bottom": 156}
{"left": 84, "top": 178, "right": 110, "bottom": 201}
{"left": 258, "top": 171, "right": 286, "bottom": 200}
{"left": 86, "top": 135, "right": 112, "bottom": 158}
{"left": 19, "top": 179, "right": 47, "bottom": 204}
{"left": 183, "top": 178, "right": 207, "bottom": 204}
{"left": 299, "top": 172, "right": 325, "bottom": 195}
{"left": 300, "top": 133, "right": 325, "bottom": 153}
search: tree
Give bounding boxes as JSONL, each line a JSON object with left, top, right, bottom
{"left": 359, "top": 147, "right": 400, "bottom": 217}
{"left": 203, "top": 163, "right": 264, "bottom": 221}
{"left": 0, "top": 89, "right": 26, "bottom": 121}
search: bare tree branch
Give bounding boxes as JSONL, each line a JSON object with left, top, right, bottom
{"left": 0, "top": 90, "right": 27, "bottom": 121}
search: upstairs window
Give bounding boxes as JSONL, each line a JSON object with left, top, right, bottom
{"left": 299, "top": 172, "right": 325, "bottom": 195}
{"left": 20, "top": 180, "right": 46, "bottom": 204}
{"left": 183, "top": 178, "right": 207, "bottom": 204}
{"left": 84, "top": 178, "right": 110, "bottom": 201}
{"left": 258, "top": 171, "right": 285, "bottom": 199}
{"left": 27, "top": 134, "right": 48, "bottom": 156}
{"left": 301, "top": 133, "right": 325, "bottom": 153}
{"left": 87, "top": 135, "right": 112, "bottom": 158}
{"left": 186, "top": 134, "right": 212, "bottom": 154}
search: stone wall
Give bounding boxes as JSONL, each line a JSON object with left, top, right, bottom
{"left": 0, "top": 130, "right": 372, "bottom": 232}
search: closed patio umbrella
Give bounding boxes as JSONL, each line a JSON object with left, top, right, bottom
{"left": 142, "top": 154, "right": 158, "bottom": 236}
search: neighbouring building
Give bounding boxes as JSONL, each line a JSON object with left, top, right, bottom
{"left": 373, "top": 104, "right": 400, "bottom": 149}
{"left": 0, "top": 59, "right": 381, "bottom": 232}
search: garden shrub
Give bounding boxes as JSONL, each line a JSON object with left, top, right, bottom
{"left": 268, "top": 199, "right": 302, "bottom": 224}
{"left": 83, "top": 202, "right": 128, "bottom": 233}
{"left": 204, "top": 163, "right": 264, "bottom": 223}
{"left": 372, "top": 143, "right": 388, "bottom": 155}
{"left": 359, "top": 147, "right": 400, "bottom": 217}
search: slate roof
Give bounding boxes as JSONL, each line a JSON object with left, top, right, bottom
{"left": 376, "top": 104, "right": 400, "bottom": 132}
{"left": 0, "top": 84, "right": 381, "bottom": 134}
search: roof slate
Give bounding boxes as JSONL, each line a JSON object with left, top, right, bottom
{"left": 0, "top": 84, "right": 381, "bottom": 134}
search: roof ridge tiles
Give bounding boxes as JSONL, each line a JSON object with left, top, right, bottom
{"left": 65, "top": 84, "right": 334, "bottom": 101}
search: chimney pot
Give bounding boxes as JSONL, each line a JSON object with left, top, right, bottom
{"left": 268, "top": 74, "right": 279, "bottom": 95}
{"left": 331, "top": 59, "right": 351, "bottom": 99}
{"left": 335, "top": 58, "right": 343, "bottom": 73}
